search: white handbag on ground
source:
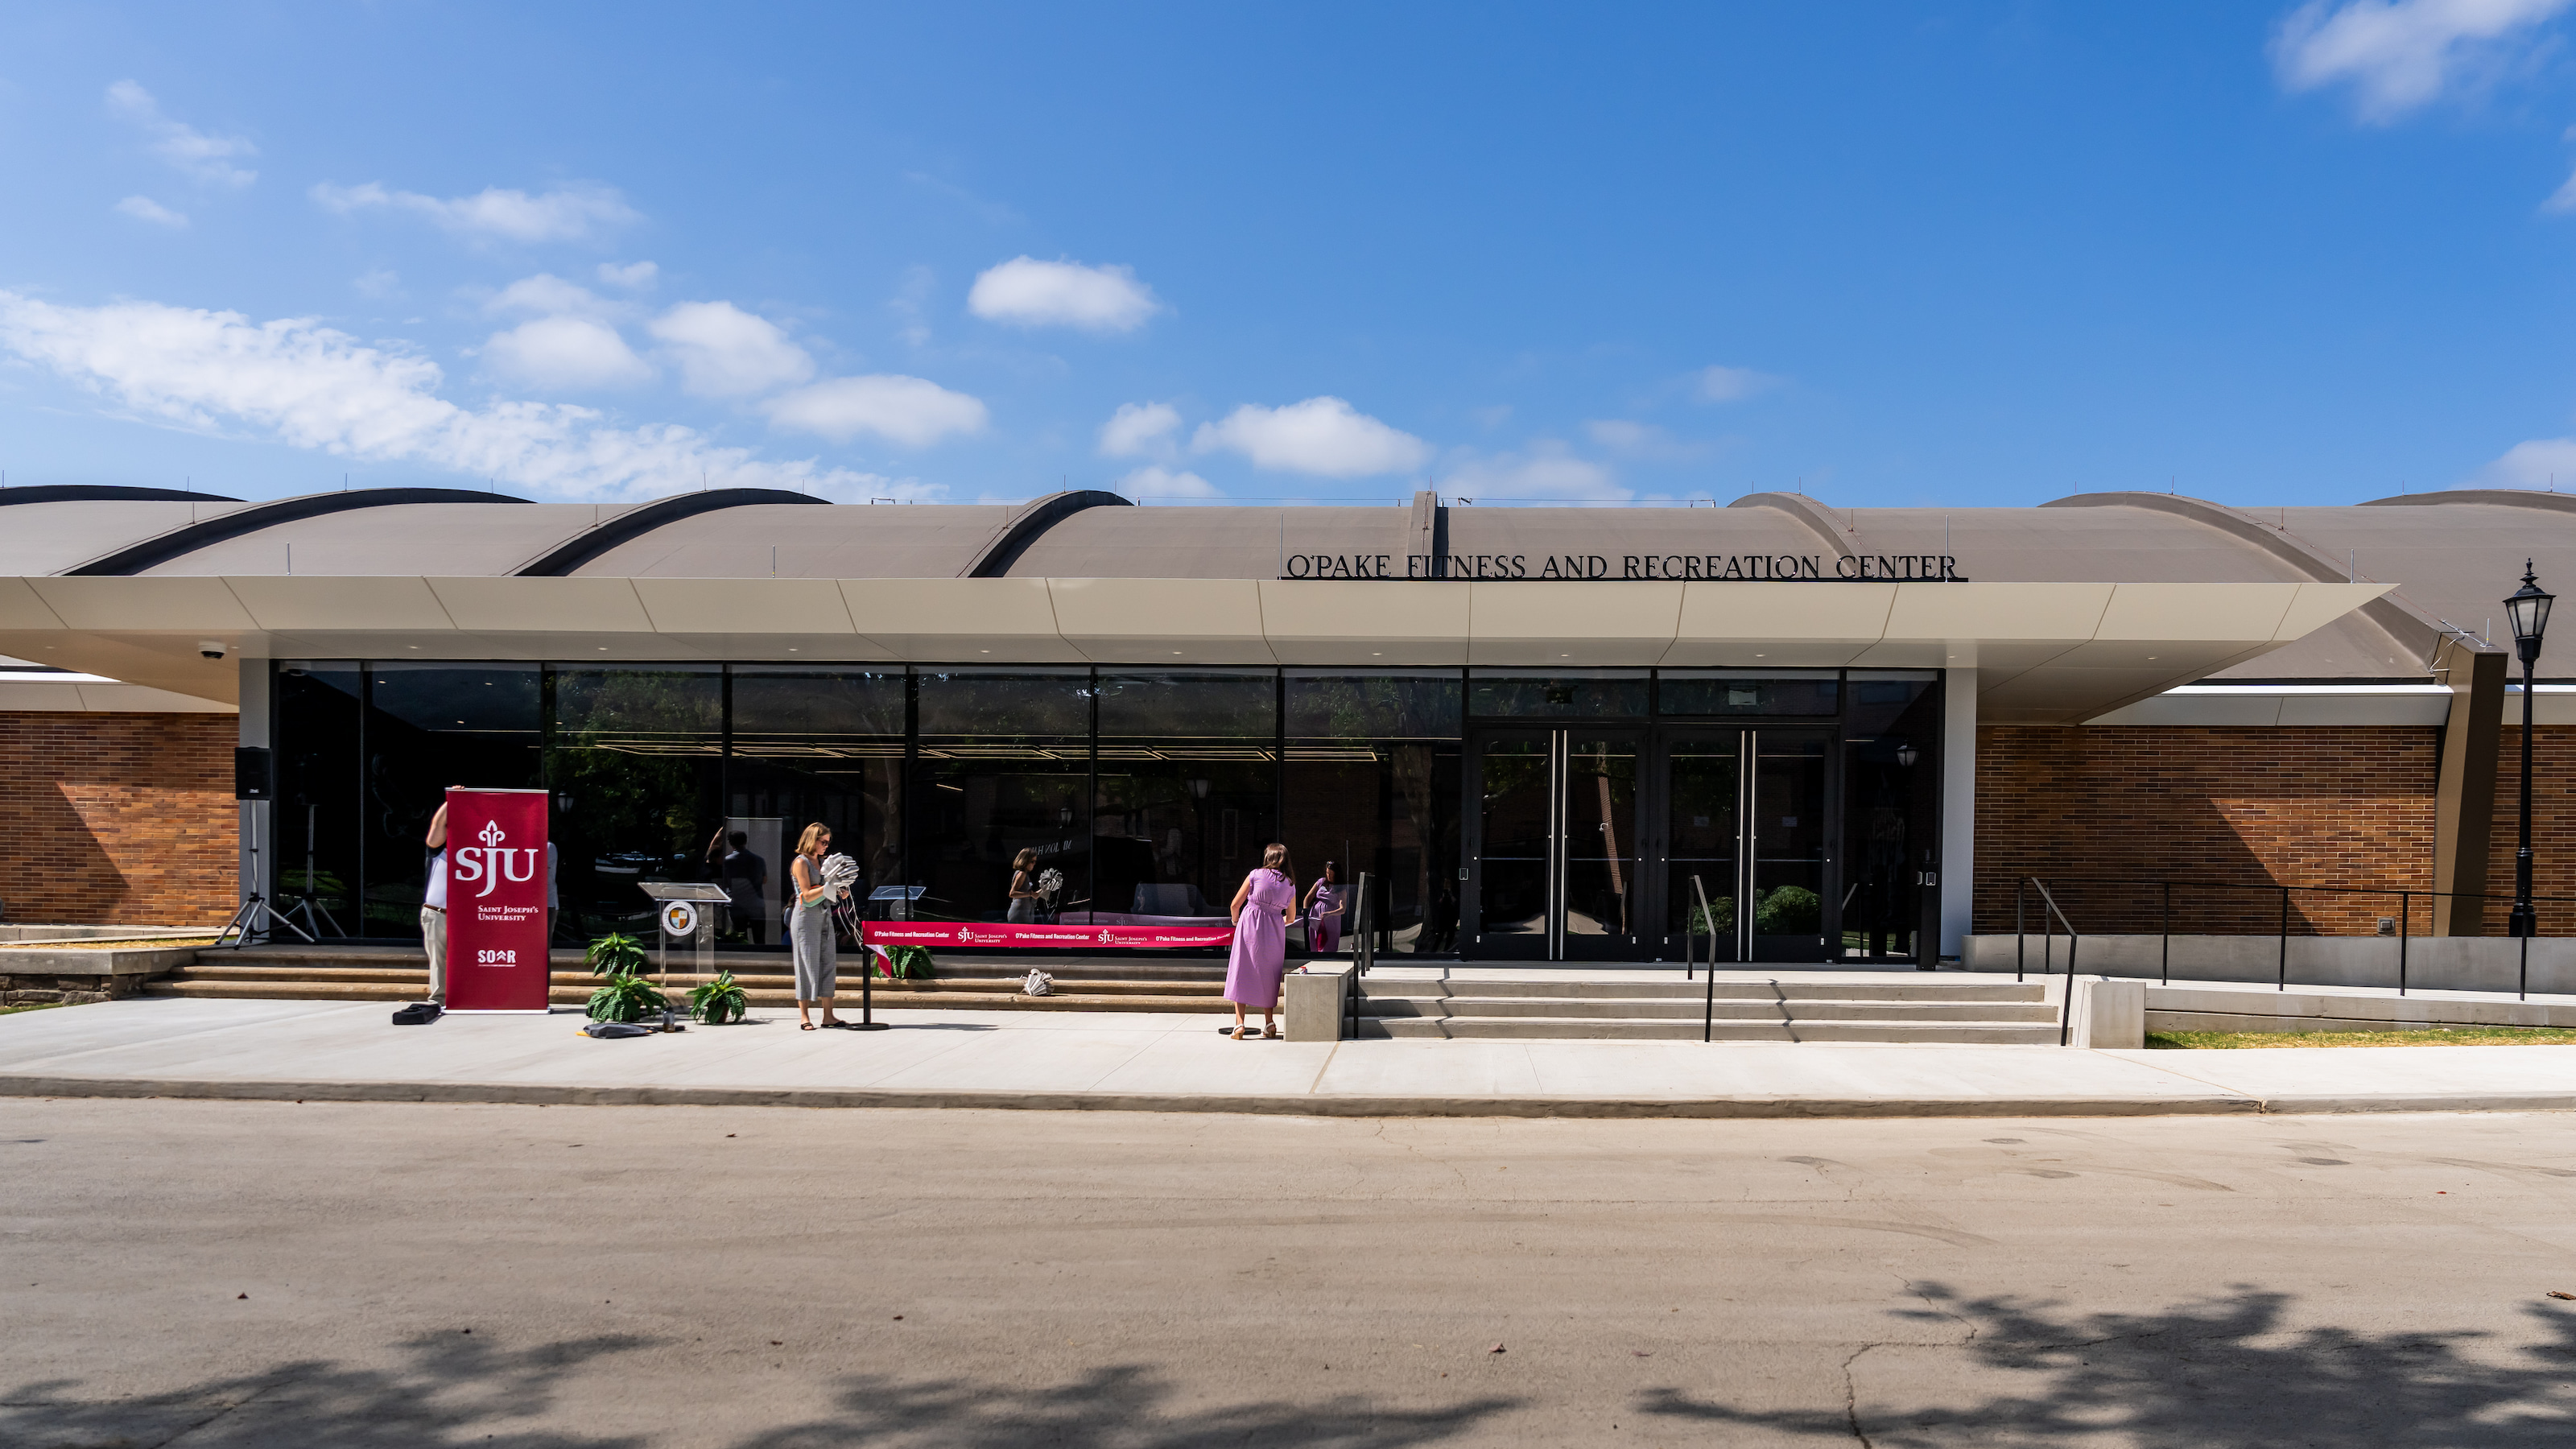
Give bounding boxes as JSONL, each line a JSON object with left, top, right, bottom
{"left": 1022, "top": 968, "right": 1054, "bottom": 997}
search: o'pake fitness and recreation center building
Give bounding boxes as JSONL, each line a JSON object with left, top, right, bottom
{"left": 0, "top": 481, "right": 2570, "bottom": 967}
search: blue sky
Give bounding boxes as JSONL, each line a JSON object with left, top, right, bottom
{"left": 8, "top": 2, "right": 2576, "bottom": 508}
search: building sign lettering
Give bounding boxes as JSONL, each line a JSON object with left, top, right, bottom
{"left": 1278, "top": 553, "right": 1964, "bottom": 581}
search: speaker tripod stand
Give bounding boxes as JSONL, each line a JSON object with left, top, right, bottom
{"left": 212, "top": 808, "right": 316, "bottom": 950}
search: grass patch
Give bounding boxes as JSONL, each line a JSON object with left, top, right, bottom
{"left": 0, "top": 1001, "right": 71, "bottom": 1017}
{"left": 2147, "top": 1026, "right": 2576, "bottom": 1049}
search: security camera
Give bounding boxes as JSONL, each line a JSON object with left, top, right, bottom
{"left": 198, "top": 640, "right": 228, "bottom": 660}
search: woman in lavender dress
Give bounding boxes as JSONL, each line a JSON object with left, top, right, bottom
{"left": 1302, "top": 861, "right": 1345, "bottom": 956}
{"left": 1224, "top": 843, "right": 1297, "bottom": 1040}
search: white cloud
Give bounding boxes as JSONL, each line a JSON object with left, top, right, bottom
{"left": 889, "top": 265, "right": 936, "bottom": 346}
{"left": 2480, "top": 434, "right": 2576, "bottom": 486}
{"left": 353, "top": 269, "right": 402, "bottom": 299}
{"left": 1098, "top": 400, "right": 1183, "bottom": 458}
{"left": 597, "top": 260, "right": 658, "bottom": 290}
{"left": 1117, "top": 464, "right": 1220, "bottom": 500}
{"left": 2272, "top": 0, "right": 2570, "bottom": 120}
{"left": 1441, "top": 443, "right": 1627, "bottom": 504}
{"left": 113, "top": 196, "right": 188, "bottom": 229}
{"left": 1192, "top": 396, "right": 1430, "bottom": 477}
{"left": 646, "top": 301, "right": 814, "bottom": 397}
{"left": 0, "top": 289, "right": 919, "bottom": 502}
{"left": 485, "top": 273, "right": 617, "bottom": 319}
{"left": 968, "top": 256, "right": 1162, "bottom": 332}
{"left": 311, "top": 181, "right": 640, "bottom": 243}
{"left": 1691, "top": 365, "right": 1777, "bottom": 402}
{"left": 762, "top": 375, "right": 989, "bottom": 448}
{"left": 105, "top": 80, "right": 256, "bottom": 188}
{"left": 481, "top": 316, "right": 654, "bottom": 391}
{"left": 1583, "top": 419, "right": 1714, "bottom": 461}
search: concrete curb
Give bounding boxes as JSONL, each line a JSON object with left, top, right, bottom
{"left": 12, "top": 1072, "right": 2562, "bottom": 1117}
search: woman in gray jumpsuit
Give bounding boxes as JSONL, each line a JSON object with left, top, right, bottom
{"left": 789, "top": 822, "right": 846, "bottom": 1030}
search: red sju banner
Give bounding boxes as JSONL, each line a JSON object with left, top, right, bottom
{"left": 443, "top": 788, "right": 551, "bottom": 1013}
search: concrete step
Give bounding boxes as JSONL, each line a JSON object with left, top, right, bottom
{"left": 1360, "top": 995, "right": 2059, "bottom": 1023}
{"left": 1356, "top": 977, "right": 2047, "bottom": 1002}
{"left": 207, "top": 947, "right": 1231, "bottom": 983}
{"left": 161, "top": 964, "right": 1221, "bottom": 997}
{"left": 1360, "top": 1016, "right": 2062, "bottom": 1042}
{"left": 140, "top": 980, "right": 1223, "bottom": 1012}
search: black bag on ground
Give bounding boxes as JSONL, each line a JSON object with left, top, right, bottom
{"left": 390, "top": 1002, "right": 441, "bottom": 1026}
{"left": 581, "top": 1021, "right": 652, "bottom": 1038}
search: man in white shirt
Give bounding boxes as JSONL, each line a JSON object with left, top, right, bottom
{"left": 422, "top": 802, "right": 450, "bottom": 1005}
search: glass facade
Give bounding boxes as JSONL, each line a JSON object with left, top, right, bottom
{"left": 265, "top": 661, "right": 1939, "bottom": 961}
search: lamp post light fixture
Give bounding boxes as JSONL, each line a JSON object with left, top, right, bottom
{"left": 2506, "top": 561, "right": 2554, "bottom": 940}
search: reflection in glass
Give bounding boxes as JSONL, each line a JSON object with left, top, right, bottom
{"left": 1286, "top": 673, "right": 1461, "bottom": 954}
{"left": 1476, "top": 737, "right": 1550, "bottom": 943}
{"left": 364, "top": 663, "right": 544, "bottom": 940}
{"left": 728, "top": 668, "right": 905, "bottom": 940}
{"left": 1664, "top": 734, "right": 1740, "bottom": 961}
{"left": 1843, "top": 673, "right": 1938, "bottom": 960}
{"left": 1562, "top": 735, "right": 1638, "bottom": 943}
{"left": 1091, "top": 672, "right": 1276, "bottom": 925}
{"left": 1286, "top": 672, "right": 1462, "bottom": 741}
{"left": 1751, "top": 733, "right": 1829, "bottom": 957}
{"left": 274, "top": 663, "right": 361, "bottom": 937}
{"left": 1468, "top": 672, "right": 1648, "bottom": 718}
{"left": 914, "top": 670, "right": 1091, "bottom": 923}
{"left": 547, "top": 666, "right": 723, "bottom": 940}
{"left": 1658, "top": 672, "right": 1840, "bottom": 717}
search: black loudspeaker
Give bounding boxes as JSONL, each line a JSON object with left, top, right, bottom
{"left": 233, "top": 746, "right": 274, "bottom": 800}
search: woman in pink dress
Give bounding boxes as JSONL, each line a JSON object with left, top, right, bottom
{"left": 1302, "top": 861, "right": 1345, "bottom": 956}
{"left": 1224, "top": 843, "right": 1297, "bottom": 1040}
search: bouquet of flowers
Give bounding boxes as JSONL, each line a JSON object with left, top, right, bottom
{"left": 1037, "top": 868, "right": 1064, "bottom": 902}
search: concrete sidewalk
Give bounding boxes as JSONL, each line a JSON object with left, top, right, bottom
{"left": 4, "top": 996, "right": 2574, "bottom": 1117}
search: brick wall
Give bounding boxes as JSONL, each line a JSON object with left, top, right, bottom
{"left": 0, "top": 712, "right": 237, "bottom": 927}
{"left": 2479, "top": 725, "right": 2576, "bottom": 934}
{"left": 1974, "top": 726, "right": 2441, "bottom": 936}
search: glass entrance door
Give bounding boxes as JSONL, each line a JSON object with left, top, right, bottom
{"left": 1471, "top": 724, "right": 1831, "bottom": 963}
{"left": 1465, "top": 728, "right": 1642, "bottom": 960}
{"left": 1653, "top": 727, "right": 1835, "bottom": 964}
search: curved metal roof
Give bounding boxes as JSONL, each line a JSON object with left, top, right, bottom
{"left": 64, "top": 487, "right": 529, "bottom": 576}
{"left": 14, "top": 483, "right": 2574, "bottom": 684}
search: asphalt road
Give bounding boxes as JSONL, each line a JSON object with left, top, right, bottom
{"left": 4, "top": 1100, "right": 2574, "bottom": 1447}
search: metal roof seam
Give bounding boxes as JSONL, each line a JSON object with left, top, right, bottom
{"left": 1724, "top": 491, "right": 1855, "bottom": 556}
{"left": 59, "top": 487, "right": 522, "bottom": 576}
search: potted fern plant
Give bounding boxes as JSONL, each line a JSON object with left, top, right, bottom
{"left": 584, "top": 931, "right": 667, "bottom": 1024}
{"left": 689, "top": 970, "right": 749, "bottom": 1024}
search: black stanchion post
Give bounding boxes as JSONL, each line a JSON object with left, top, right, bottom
{"left": 2399, "top": 891, "right": 2409, "bottom": 997}
{"left": 2161, "top": 880, "right": 2170, "bottom": 986}
{"left": 852, "top": 925, "right": 889, "bottom": 1030}
{"left": 2277, "top": 886, "right": 2289, "bottom": 993}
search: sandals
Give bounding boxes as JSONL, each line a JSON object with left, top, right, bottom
{"left": 800, "top": 1022, "right": 818, "bottom": 1031}
{"left": 1263, "top": 1026, "right": 1282, "bottom": 1039}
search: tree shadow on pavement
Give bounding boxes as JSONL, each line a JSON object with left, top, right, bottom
{"left": 1638, "top": 1285, "right": 2576, "bottom": 1447}
{"left": 739, "top": 1365, "right": 1517, "bottom": 1448}
{"left": 0, "top": 1331, "right": 659, "bottom": 1449}
{"left": 3, "top": 1340, "right": 1517, "bottom": 1449}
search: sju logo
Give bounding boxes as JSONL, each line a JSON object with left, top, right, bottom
{"left": 452, "top": 819, "right": 539, "bottom": 898}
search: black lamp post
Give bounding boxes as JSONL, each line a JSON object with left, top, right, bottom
{"left": 2505, "top": 561, "right": 2554, "bottom": 939}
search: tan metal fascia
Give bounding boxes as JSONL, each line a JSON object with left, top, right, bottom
{"left": 2041, "top": 491, "right": 2453, "bottom": 668}
{"left": 2431, "top": 638, "right": 2506, "bottom": 935}
{"left": 0, "top": 574, "right": 2394, "bottom": 718}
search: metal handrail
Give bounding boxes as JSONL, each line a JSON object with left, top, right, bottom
{"left": 2018, "top": 877, "right": 2082, "bottom": 1046}
{"left": 1344, "top": 871, "right": 1372, "bottom": 1040}
{"left": 2008, "top": 875, "right": 2573, "bottom": 1001}
{"left": 1695, "top": 874, "right": 1717, "bottom": 1043}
